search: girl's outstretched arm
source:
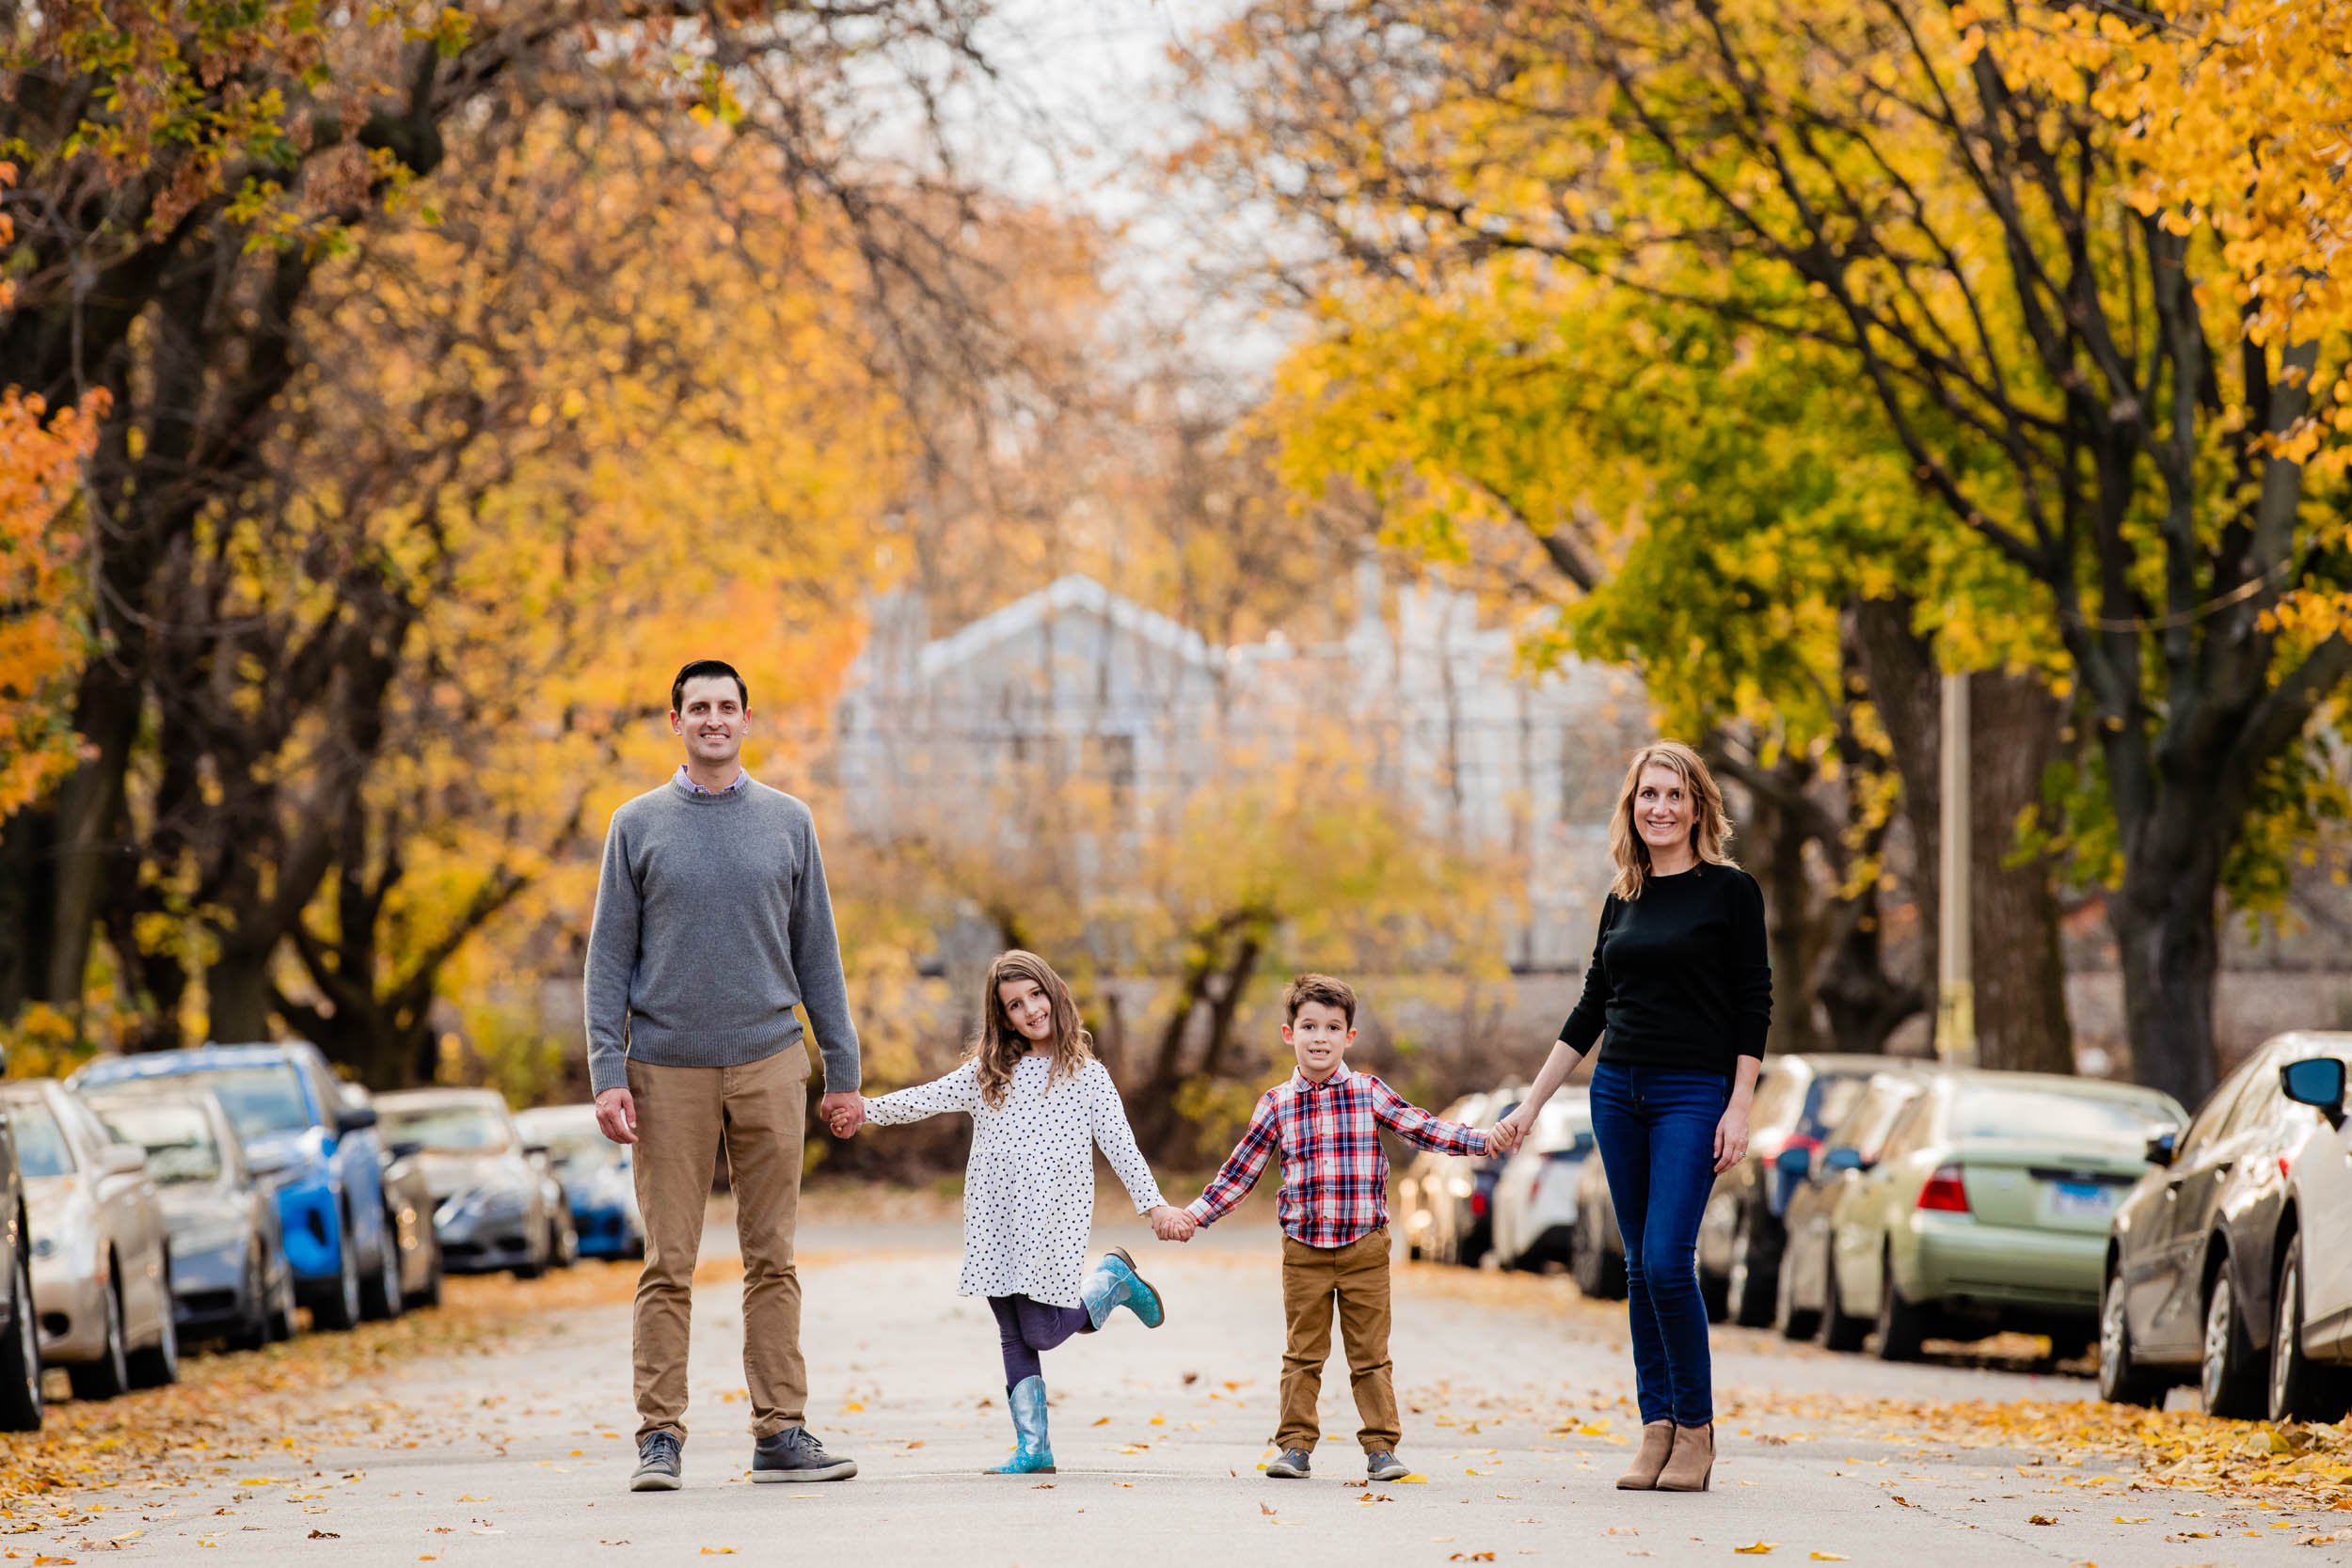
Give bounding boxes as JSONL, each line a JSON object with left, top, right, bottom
{"left": 1084, "top": 1062, "right": 1172, "bottom": 1215}
{"left": 861, "top": 1059, "right": 983, "bottom": 1127}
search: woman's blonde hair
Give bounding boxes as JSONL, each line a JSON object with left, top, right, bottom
{"left": 1608, "top": 740, "right": 1738, "bottom": 899}
{"left": 971, "top": 949, "right": 1094, "bottom": 1107}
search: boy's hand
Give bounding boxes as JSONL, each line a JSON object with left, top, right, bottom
{"left": 1149, "top": 1206, "right": 1197, "bottom": 1243}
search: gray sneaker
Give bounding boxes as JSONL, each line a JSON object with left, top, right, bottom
{"left": 1264, "top": 1447, "right": 1312, "bottom": 1479}
{"left": 751, "top": 1425, "right": 858, "bottom": 1483}
{"left": 1366, "top": 1449, "right": 1409, "bottom": 1482}
{"left": 630, "top": 1431, "right": 683, "bottom": 1492}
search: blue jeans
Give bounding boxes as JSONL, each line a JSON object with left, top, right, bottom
{"left": 988, "top": 1294, "right": 1091, "bottom": 1389}
{"left": 1590, "top": 1061, "right": 1731, "bottom": 1426}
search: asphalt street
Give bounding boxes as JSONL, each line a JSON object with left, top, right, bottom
{"left": 14, "top": 1213, "right": 2341, "bottom": 1568}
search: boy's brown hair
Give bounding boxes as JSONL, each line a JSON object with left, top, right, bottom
{"left": 1282, "top": 973, "right": 1357, "bottom": 1027}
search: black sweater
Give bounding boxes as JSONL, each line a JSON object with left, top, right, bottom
{"left": 1557, "top": 863, "right": 1772, "bottom": 1077}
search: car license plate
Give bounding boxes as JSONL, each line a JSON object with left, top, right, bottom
{"left": 2048, "top": 1180, "right": 2115, "bottom": 1219}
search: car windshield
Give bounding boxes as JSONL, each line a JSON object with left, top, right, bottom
{"left": 89, "top": 1101, "right": 222, "bottom": 1183}
{"left": 532, "top": 1127, "right": 622, "bottom": 1173}
{"left": 181, "top": 1065, "right": 315, "bottom": 1140}
{"left": 8, "top": 1102, "right": 74, "bottom": 1178}
{"left": 1802, "top": 1075, "right": 1871, "bottom": 1140}
{"left": 383, "top": 1103, "right": 513, "bottom": 1153}
{"left": 1949, "top": 1085, "right": 2179, "bottom": 1145}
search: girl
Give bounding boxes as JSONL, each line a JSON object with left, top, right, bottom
{"left": 1493, "top": 740, "right": 1770, "bottom": 1494}
{"left": 838, "top": 949, "right": 1190, "bottom": 1475}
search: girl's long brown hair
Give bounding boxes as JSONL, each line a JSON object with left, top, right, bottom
{"left": 972, "top": 949, "right": 1094, "bottom": 1108}
{"left": 1607, "top": 740, "right": 1738, "bottom": 899}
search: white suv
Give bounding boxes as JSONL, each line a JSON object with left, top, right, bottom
{"left": 2271, "top": 1043, "right": 2352, "bottom": 1420}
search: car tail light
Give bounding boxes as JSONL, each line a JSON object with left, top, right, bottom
{"left": 1916, "top": 1164, "right": 1970, "bottom": 1213}
{"left": 1527, "top": 1167, "right": 1545, "bottom": 1205}
{"left": 1782, "top": 1132, "right": 1821, "bottom": 1159}
{"left": 1470, "top": 1190, "right": 1488, "bottom": 1218}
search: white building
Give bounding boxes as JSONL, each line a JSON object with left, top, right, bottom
{"left": 834, "top": 568, "right": 1647, "bottom": 970}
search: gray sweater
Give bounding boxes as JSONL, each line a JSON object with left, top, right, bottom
{"left": 581, "top": 776, "right": 860, "bottom": 1097}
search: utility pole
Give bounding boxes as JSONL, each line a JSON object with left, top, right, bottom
{"left": 1935, "top": 670, "right": 1978, "bottom": 1066}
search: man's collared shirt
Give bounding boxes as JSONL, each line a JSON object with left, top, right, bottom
{"left": 1185, "top": 1063, "right": 1489, "bottom": 1248}
{"left": 675, "top": 765, "right": 751, "bottom": 797}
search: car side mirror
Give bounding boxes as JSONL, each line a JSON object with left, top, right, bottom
{"left": 1773, "top": 1145, "right": 1811, "bottom": 1177}
{"left": 246, "top": 1148, "right": 291, "bottom": 1179}
{"left": 2281, "top": 1058, "right": 2348, "bottom": 1127}
{"left": 523, "top": 1141, "right": 550, "bottom": 1159}
{"left": 334, "top": 1104, "right": 378, "bottom": 1134}
{"left": 2143, "top": 1129, "right": 2179, "bottom": 1166}
{"left": 102, "top": 1144, "right": 147, "bottom": 1177}
{"left": 387, "top": 1139, "right": 424, "bottom": 1162}
{"left": 1823, "top": 1147, "right": 1866, "bottom": 1174}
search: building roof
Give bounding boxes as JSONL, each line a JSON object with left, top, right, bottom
{"left": 916, "top": 574, "right": 1220, "bottom": 679}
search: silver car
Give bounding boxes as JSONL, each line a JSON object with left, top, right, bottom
{"left": 79, "top": 1086, "right": 298, "bottom": 1350}
{"left": 376, "top": 1089, "right": 564, "bottom": 1276}
{"left": 2, "top": 1080, "right": 179, "bottom": 1398}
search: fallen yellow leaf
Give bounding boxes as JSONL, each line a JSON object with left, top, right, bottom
{"left": 1734, "top": 1545, "right": 1775, "bottom": 1557}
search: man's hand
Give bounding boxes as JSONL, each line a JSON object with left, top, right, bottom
{"left": 1149, "top": 1206, "right": 1197, "bottom": 1243}
{"left": 819, "top": 1091, "right": 865, "bottom": 1138}
{"left": 595, "top": 1086, "right": 639, "bottom": 1146}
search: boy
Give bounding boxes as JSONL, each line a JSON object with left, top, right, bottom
{"left": 1168, "top": 974, "right": 1514, "bottom": 1481}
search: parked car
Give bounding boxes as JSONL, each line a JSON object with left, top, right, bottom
{"left": 2102, "top": 1031, "right": 2352, "bottom": 1419}
{"left": 1, "top": 1080, "right": 179, "bottom": 1398}
{"left": 0, "top": 1044, "right": 41, "bottom": 1432}
{"left": 1395, "top": 1085, "right": 1523, "bottom": 1265}
{"left": 78, "top": 1085, "right": 297, "bottom": 1351}
{"left": 1774, "top": 1069, "right": 1931, "bottom": 1341}
{"left": 1819, "top": 1070, "right": 2186, "bottom": 1361}
{"left": 515, "top": 1104, "right": 644, "bottom": 1259}
{"left": 1697, "top": 1053, "right": 1891, "bottom": 1325}
{"left": 1488, "top": 1090, "right": 1594, "bottom": 1271}
{"left": 343, "top": 1085, "right": 444, "bottom": 1309}
{"left": 376, "top": 1089, "right": 565, "bottom": 1276}
{"left": 70, "top": 1042, "right": 404, "bottom": 1331}
{"left": 1569, "top": 1146, "right": 1626, "bottom": 1300}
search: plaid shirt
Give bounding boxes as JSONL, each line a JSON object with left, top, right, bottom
{"left": 1185, "top": 1065, "right": 1489, "bottom": 1248}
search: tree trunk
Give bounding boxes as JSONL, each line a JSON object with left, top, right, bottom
{"left": 205, "top": 944, "right": 278, "bottom": 1044}
{"left": 2109, "top": 836, "right": 2224, "bottom": 1110}
{"left": 1726, "top": 752, "right": 1829, "bottom": 1056}
{"left": 1852, "top": 597, "right": 2071, "bottom": 1074}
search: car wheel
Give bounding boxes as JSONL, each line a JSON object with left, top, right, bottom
{"left": 2267, "top": 1231, "right": 2352, "bottom": 1424}
{"left": 409, "top": 1236, "right": 444, "bottom": 1310}
{"left": 1775, "top": 1240, "right": 1819, "bottom": 1341}
{"left": 1874, "top": 1250, "right": 1927, "bottom": 1362}
{"left": 67, "top": 1277, "right": 131, "bottom": 1401}
{"left": 1727, "top": 1212, "right": 1777, "bottom": 1328}
{"left": 126, "top": 1269, "right": 180, "bottom": 1389}
{"left": 267, "top": 1250, "right": 300, "bottom": 1342}
{"left": 0, "top": 1250, "right": 43, "bottom": 1432}
{"left": 360, "top": 1220, "right": 404, "bottom": 1322}
{"left": 2200, "top": 1258, "right": 2265, "bottom": 1418}
{"left": 554, "top": 1216, "right": 579, "bottom": 1271}
{"left": 1699, "top": 1266, "right": 1730, "bottom": 1324}
{"left": 2098, "top": 1259, "right": 2165, "bottom": 1407}
{"left": 229, "top": 1247, "right": 270, "bottom": 1353}
{"left": 1820, "top": 1247, "right": 1868, "bottom": 1354}
{"left": 313, "top": 1217, "right": 365, "bottom": 1332}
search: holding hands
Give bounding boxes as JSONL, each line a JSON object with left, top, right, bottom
{"left": 1486, "top": 1109, "right": 1531, "bottom": 1158}
{"left": 821, "top": 1091, "right": 866, "bottom": 1139}
{"left": 1148, "top": 1205, "right": 1197, "bottom": 1243}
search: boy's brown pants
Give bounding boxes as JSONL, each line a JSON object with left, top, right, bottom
{"left": 1277, "top": 1227, "right": 1400, "bottom": 1453}
{"left": 628, "top": 1051, "right": 808, "bottom": 1444}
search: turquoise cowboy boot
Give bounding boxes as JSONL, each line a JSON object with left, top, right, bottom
{"left": 1079, "top": 1246, "right": 1166, "bottom": 1330}
{"left": 984, "top": 1375, "right": 1057, "bottom": 1475}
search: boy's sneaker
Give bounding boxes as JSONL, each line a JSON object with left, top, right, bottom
{"left": 751, "top": 1425, "right": 859, "bottom": 1483}
{"left": 1366, "top": 1449, "right": 1410, "bottom": 1482}
{"left": 1264, "top": 1448, "right": 1312, "bottom": 1479}
{"left": 630, "top": 1432, "right": 683, "bottom": 1492}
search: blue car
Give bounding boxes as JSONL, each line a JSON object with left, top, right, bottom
{"left": 69, "top": 1043, "right": 403, "bottom": 1331}
{"left": 513, "top": 1104, "right": 643, "bottom": 1260}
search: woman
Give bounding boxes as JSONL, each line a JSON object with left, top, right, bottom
{"left": 1494, "top": 740, "right": 1769, "bottom": 1493}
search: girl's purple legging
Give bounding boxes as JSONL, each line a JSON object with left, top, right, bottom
{"left": 988, "top": 1293, "right": 1092, "bottom": 1388}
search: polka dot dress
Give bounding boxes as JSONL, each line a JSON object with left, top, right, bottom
{"left": 861, "top": 1055, "right": 1168, "bottom": 1307}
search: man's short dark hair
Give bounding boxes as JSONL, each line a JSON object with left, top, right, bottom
{"left": 671, "top": 659, "right": 748, "bottom": 714}
{"left": 1283, "top": 973, "right": 1357, "bottom": 1027}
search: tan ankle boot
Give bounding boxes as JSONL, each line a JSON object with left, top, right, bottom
{"left": 1654, "top": 1420, "right": 1714, "bottom": 1491}
{"left": 1615, "top": 1420, "right": 1675, "bottom": 1490}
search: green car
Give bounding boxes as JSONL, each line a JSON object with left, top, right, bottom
{"left": 1820, "top": 1069, "right": 2186, "bottom": 1360}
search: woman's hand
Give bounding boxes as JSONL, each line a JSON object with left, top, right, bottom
{"left": 1148, "top": 1206, "right": 1196, "bottom": 1243}
{"left": 1712, "top": 1100, "right": 1752, "bottom": 1175}
{"left": 1488, "top": 1108, "right": 1534, "bottom": 1158}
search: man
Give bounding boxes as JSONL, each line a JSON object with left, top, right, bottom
{"left": 585, "top": 658, "right": 867, "bottom": 1492}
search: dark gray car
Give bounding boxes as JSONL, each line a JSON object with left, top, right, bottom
{"left": 79, "top": 1086, "right": 298, "bottom": 1351}
{"left": 0, "top": 1043, "right": 39, "bottom": 1431}
{"left": 376, "top": 1089, "right": 560, "bottom": 1276}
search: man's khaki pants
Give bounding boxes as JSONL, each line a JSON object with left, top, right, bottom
{"left": 1277, "top": 1227, "right": 1400, "bottom": 1453}
{"left": 628, "top": 1051, "right": 807, "bottom": 1443}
